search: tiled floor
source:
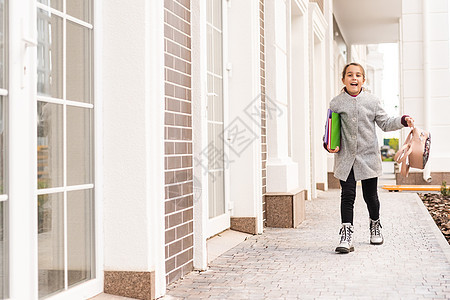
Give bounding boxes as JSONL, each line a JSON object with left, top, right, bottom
{"left": 164, "top": 186, "right": 450, "bottom": 299}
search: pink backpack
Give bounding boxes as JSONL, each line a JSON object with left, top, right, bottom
{"left": 394, "top": 127, "right": 431, "bottom": 177}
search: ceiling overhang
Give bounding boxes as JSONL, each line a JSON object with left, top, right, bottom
{"left": 333, "top": 0, "right": 402, "bottom": 45}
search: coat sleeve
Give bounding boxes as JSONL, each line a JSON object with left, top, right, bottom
{"left": 374, "top": 98, "right": 403, "bottom": 132}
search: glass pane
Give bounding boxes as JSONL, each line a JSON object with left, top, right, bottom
{"left": 0, "top": 202, "right": 6, "bottom": 298}
{"left": 206, "top": 26, "right": 213, "bottom": 73}
{"left": 0, "top": 1, "right": 6, "bottom": 297}
{"left": 206, "top": 0, "right": 212, "bottom": 24}
{"left": 0, "top": 98, "right": 5, "bottom": 298}
{"left": 207, "top": 123, "right": 214, "bottom": 169}
{"left": 37, "top": 0, "right": 62, "bottom": 11}
{"left": 38, "top": 193, "right": 64, "bottom": 298}
{"left": 0, "top": 97, "right": 4, "bottom": 191}
{"left": 67, "top": 0, "right": 92, "bottom": 23}
{"left": 67, "top": 106, "right": 93, "bottom": 186}
{"left": 0, "top": 97, "right": 4, "bottom": 299}
{"left": 37, "top": 9, "right": 63, "bottom": 99}
{"left": 67, "top": 189, "right": 94, "bottom": 287}
{"left": 208, "top": 170, "right": 224, "bottom": 219}
{"left": 37, "top": 102, "right": 63, "bottom": 189}
{"left": 214, "top": 76, "right": 223, "bottom": 122}
{"left": 213, "top": 29, "right": 222, "bottom": 75}
{"left": 212, "top": 0, "right": 222, "bottom": 29}
{"left": 207, "top": 73, "right": 213, "bottom": 93}
{"left": 207, "top": 95, "right": 214, "bottom": 122}
{"left": 0, "top": 0, "right": 5, "bottom": 89}
{"left": 213, "top": 123, "right": 224, "bottom": 169}
{"left": 208, "top": 173, "right": 214, "bottom": 218}
{"left": 66, "top": 21, "right": 92, "bottom": 103}
{"left": 213, "top": 170, "right": 225, "bottom": 216}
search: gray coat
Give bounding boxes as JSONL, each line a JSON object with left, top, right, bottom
{"left": 329, "top": 91, "right": 404, "bottom": 182}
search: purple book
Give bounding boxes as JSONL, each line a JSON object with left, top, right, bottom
{"left": 323, "top": 109, "right": 332, "bottom": 144}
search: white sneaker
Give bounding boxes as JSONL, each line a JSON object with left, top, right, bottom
{"left": 335, "top": 223, "right": 354, "bottom": 253}
{"left": 370, "top": 219, "right": 384, "bottom": 245}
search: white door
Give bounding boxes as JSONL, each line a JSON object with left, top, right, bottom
{"left": 36, "top": 1, "right": 97, "bottom": 298}
{"left": 206, "top": 0, "right": 230, "bottom": 238}
{"left": 7, "top": 0, "right": 101, "bottom": 298}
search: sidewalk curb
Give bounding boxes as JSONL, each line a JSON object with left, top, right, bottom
{"left": 413, "top": 193, "right": 450, "bottom": 263}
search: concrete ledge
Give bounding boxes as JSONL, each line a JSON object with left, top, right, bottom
{"left": 104, "top": 271, "right": 155, "bottom": 300}
{"left": 396, "top": 172, "right": 450, "bottom": 185}
{"left": 265, "top": 189, "right": 306, "bottom": 228}
{"left": 230, "top": 217, "right": 258, "bottom": 234}
{"left": 206, "top": 229, "right": 252, "bottom": 264}
{"left": 316, "top": 182, "right": 326, "bottom": 191}
{"left": 328, "top": 172, "right": 340, "bottom": 189}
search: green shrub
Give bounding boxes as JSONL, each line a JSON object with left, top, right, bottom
{"left": 389, "top": 138, "right": 399, "bottom": 151}
{"left": 441, "top": 181, "right": 450, "bottom": 197}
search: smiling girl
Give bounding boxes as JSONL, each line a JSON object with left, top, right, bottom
{"left": 326, "top": 63, "right": 415, "bottom": 254}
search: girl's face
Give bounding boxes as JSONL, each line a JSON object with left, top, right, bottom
{"left": 342, "top": 65, "right": 365, "bottom": 96}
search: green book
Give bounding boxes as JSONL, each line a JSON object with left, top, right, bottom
{"left": 330, "top": 112, "right": 341, "bottom": 150}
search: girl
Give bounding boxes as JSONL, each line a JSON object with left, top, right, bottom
{"left": 326, "top": 62, "right": 414, "bottom": 254}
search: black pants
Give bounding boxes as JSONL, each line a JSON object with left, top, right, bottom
{"left": 339, "top": 168, "right": 380, "bottom": 225}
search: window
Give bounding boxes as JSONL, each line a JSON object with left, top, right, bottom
{"left": 0, "top": 0, "right": 8, "bottom": 297}
{"left": 36, "top": 0, "right": 94, "bottom": 297}
{"left": 206, "top": 0, "right": 225, "bottom": 219}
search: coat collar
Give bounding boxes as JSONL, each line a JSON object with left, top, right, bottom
{"left": 343, "top": 88, "right": 364, "bottom": 98}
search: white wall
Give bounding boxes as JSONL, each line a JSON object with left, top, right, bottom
{"left": 401, "top": 0, "right": 450, "bottom": 172}
{"left": 265, "top": 0, "right": 299, "bottom": 193}
{"left": 103, "top": 0, "right": 149, "bottom": 271}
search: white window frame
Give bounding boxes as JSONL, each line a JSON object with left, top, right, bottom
{"left": 8, "top": 0, "right": 103, "bottom": 298}
{"left": 205, "top": 0, "right": 230, "bottom": 239}
{"left": 0, "top": 0, "right": 8, "bottom": 298}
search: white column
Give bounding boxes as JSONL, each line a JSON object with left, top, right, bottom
{"left": 290, "top": 0, "right": 311, "bottom": 194}
{"left": 265, "top": 0, "right": 299, "bottom": 193}
{"left": 324, "top": 0, "right": 335, "bottom": 186}
{"left": 146, "top": 0, "right": 167, "bottom": 296}
{"left": 228, "top": 0, "right": 263, "bottom": 232}
{"left": 103, "top": 0, "right": 166, "bottom": 296}
{"left": 421, "top": 0, "right": 432, "bottom": 182}
{"left": 191, "top": 0, "right": 208, "bottom": 271}
{"left": 9, "top": 0, "right": 38, "bottom": 298}
{"left": 308, "top": 3, "right": 327, "bottom": 198}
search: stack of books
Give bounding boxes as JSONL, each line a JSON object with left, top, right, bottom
{"left": 323, "top": 109, "right": 341, "bottom": 150}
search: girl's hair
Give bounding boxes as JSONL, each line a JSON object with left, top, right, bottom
{"left": 341, "top": 62, "right": 366, "bottom": 93}
{"left": 341, "top": 62, "right": 365, "bottom": 79}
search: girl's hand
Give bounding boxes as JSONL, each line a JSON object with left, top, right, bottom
{"left": 328, "top": 146, "right": 340, "bottom": 153}
{"left": 405, "top": 116, "right": 415, "bottom": 128}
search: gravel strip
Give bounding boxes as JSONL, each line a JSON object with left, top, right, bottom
{"left": 419, "top": 192, "right": 450, "bottom": 244}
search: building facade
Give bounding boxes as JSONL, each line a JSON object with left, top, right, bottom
{"left": 1, "top": 0, "right": 450, "bottom": 299}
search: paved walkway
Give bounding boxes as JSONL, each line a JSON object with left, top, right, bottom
{"left": 164, "top": 186, "right": 450, "bottom": 299}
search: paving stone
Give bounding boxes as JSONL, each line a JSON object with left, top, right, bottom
{"left": 163, "top": 188, "right": 450, "bottom": 299}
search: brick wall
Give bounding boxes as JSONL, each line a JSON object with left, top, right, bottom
{"left": 163, "top": 0, "right": 194, "bottom": 285}
{"left": 260, "top": 0, "right": 267, "bottom": 226}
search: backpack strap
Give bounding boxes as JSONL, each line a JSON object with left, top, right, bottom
{"left": 399, "top": 146, "right": 413, "bottom": 177}
{"left": 394, "top": 129, "right": 414, "bottom": 177}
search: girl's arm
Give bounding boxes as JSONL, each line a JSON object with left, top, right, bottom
{"left": 374, "top": 99, "right": 405, "bottom": 131}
